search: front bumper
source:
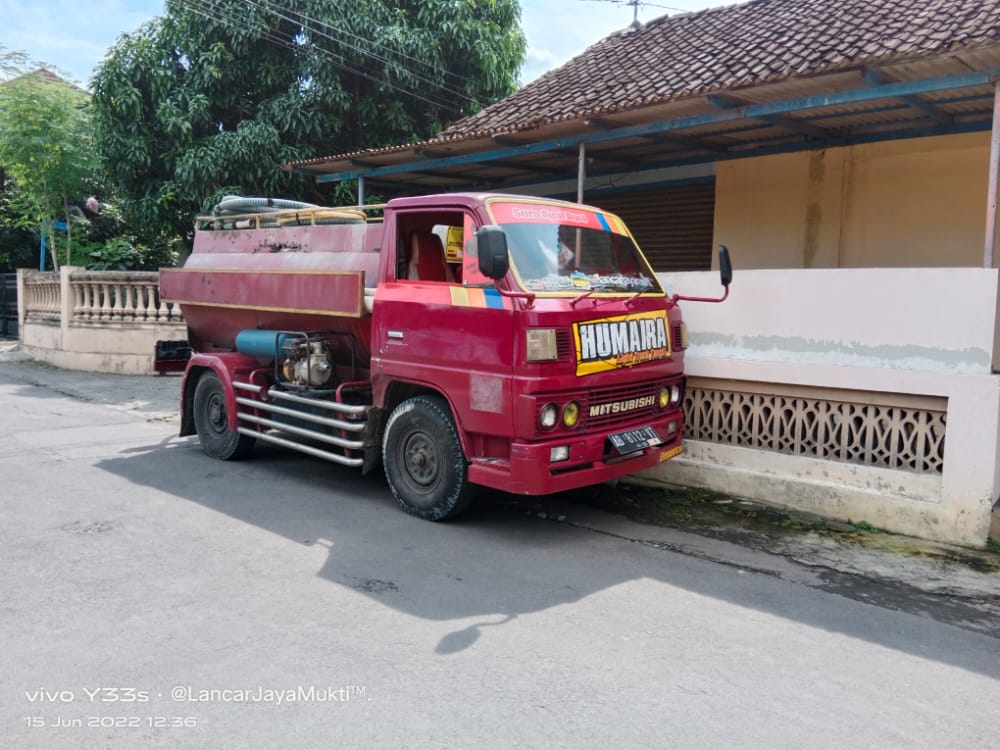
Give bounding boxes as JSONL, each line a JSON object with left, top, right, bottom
{"left": 467, "top": 410, "right": 684, "bottom": 495}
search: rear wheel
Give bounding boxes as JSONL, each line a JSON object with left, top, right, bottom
{"left": 192, "top": 371, "right": 255, "bottom": 460}
{"left": 382, "top": 395, "right": 475, "bottom": 521}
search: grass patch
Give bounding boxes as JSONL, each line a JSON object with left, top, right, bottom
{"left": 560, "top": 483, "right": 1000, "bottom": 573}
{"left": 848, "top": 519, "right": 881, "bottom": 534}
{"left": 18, "top": 357, "right": 57, "bottom": 369}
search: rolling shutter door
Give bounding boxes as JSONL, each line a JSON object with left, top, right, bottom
{"left": 588, "top": 181, "right": 715, "bottom": 272}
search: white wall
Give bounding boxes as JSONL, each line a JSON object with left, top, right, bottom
{"left": 659, "top": 267, "right": 1000, "bottom": 375}
{"left": 637, "top": 268, "right": 1000, "bottom": 546}
{"left": 19, "top": 320, "right": 187, "bottom": 374}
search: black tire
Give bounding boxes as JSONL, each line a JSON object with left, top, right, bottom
{"left": 192, "top": 371, "right": 255, "bottom": 460}
{"left": 382, "top": 395, "right": 476, "bottom": 521}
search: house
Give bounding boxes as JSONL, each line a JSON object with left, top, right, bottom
{"left": 288, "top": 0, "right": 1000, "bottom": 545}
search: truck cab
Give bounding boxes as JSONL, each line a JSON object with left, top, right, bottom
{"left": 375, "top": 194, "right": 688, "bottom": 513}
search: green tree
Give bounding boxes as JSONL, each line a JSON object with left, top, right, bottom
{"left": 91, "top": 0, "right": 525, "bottom": 242}
{"left": 0, "top": 68, "right": 101, "bottom": 270}
{"left": 1, "top": 47, "right": 31, "bottom": 80}
{"left": 0, "top": 173, "right": 37, "bottom": 271}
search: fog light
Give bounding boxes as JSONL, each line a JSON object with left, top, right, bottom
{"left": 550, "top": 445, "right": 570, "bottom": 462}
{"left": 658, "top": 387, "right": 670, "bottom": 408}
{"left": 562, "top": 401, "right": 580, "bottom": 428}
{"left": 540, "top": 403, "right": 558, "bottom": 430}
{"left": 666, "top": 421, "right": 678, "bottom": 434}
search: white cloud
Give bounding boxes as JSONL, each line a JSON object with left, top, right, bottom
{"left": 0, "top": 0, "right": 162, "bottom": 85}
{"left": 520, "top": 0, "right": 638, "bottom": 83}
{"left": 519, "top": 0, "right": 732, "bottom": 84}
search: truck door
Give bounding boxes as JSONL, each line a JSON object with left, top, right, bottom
{"left": 374, "top": 210, "right": 516, "bottom": 441}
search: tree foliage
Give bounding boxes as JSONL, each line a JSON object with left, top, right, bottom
{"left": 0, "top": 178, "right": 37, "bottom": 271}
{"left": 91, "top": 0, "right": 526, "bottom": 241}
{"left": 0, "top": 64, "right": 100, "bottom": 269}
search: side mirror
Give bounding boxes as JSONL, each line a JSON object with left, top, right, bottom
{"left": 476, "top": 225, "right": 509, "bottom": 280}
{"left": 671, "top": 244, "right": 733, "bottom": 305}
{"left": 718, "top": 244, "right": 733, "bottom": 287}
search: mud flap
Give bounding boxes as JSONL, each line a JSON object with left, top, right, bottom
{"left": 362, "top": 407, "right": 387, "bottom": 474}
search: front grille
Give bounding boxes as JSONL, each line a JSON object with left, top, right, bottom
{"left": 672, "top": 323, "right": 686, "bottom": 351}
{"left": 555, "top": 329, "right": 572, "bottom": 360}
{"left": 583, "top": 382, "right": 662, "bottom": 429}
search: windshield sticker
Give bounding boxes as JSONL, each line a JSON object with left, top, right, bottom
{"left": 521, "top": 273, "right": 655, "bottom": 293}
{"left": 573, "top": 310, "right": 670, "bottom": 376}
{"left": 488, "top": 201, "right": 626, "bottom": 233}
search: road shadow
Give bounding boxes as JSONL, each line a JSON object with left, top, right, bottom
{"left": 96, "top": 435, "right": 1000, "bottom": 675}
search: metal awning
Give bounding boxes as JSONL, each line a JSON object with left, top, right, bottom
{"left": 286, "top": 52, "right": 1000, "bottom": 196}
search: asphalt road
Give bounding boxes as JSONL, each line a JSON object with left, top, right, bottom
{"left": 1, "top": 358, "right": 998, "bottom": 749}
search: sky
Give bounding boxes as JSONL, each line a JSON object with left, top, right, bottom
{"left": 0, "top": 0, "right": 736, "bottom": 89}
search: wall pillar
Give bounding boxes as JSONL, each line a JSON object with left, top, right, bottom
{"left": 59, "top": 266, "right": 80, "bottom": 347}
{"left": 16, "top": 268, "right": 26, "bottom": 339}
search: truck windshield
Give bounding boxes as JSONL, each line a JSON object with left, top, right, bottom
{"left": 499, "top": 222, "right": 660, "bottom": 294}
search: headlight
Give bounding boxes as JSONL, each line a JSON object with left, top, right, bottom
{"left": 669, "top": 384, "right": 682, "bottom": 406}
{"left": 526, "top": 328, "right": 558, "bottom": 362}
{"left": 658, "top": 387, "right": 670, "bottom": 408}
{"left": 539, "top": 403, "right": 558, "bottom": 430}
{"left": 562, "top": 401, "right": 580, "bottom": 428}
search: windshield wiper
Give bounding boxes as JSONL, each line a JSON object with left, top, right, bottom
{"left": 569, "top": 289, "right": 598, "bottom": 307}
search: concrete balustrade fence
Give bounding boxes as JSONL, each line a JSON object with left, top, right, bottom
{"left": 17, "top": 267, "right": 186, "bottom": 374}
{"left": 68, "top": 271, "right": 181, "bottom": 323}
{"left": 21, "top": 272, "right": 61, "bottom": 321}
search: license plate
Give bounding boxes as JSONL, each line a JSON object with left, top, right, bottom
{"left": 609, "top": 425, "right": 663, "bottom": 454}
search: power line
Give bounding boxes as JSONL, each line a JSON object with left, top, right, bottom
{"left": 168, "top": 0, "right": 490, "bottom": 113}
{"left": 246, "top": 0, "right": 482, "bottom": 96}
{"left": 173, "top": 0, "right": 467, "bottom": 111}
{"left": 239, "top": 0, "right": 485, "bottom": 106}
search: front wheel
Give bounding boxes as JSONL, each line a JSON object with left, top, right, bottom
{"left": 192, "top": 371, "right": 255, "bottom": 460}
{"left": 382, "top": 395, "right": 476, "bottom": 521}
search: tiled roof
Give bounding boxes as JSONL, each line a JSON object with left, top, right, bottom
{"left": 1, "top": 68, "right": 91, "bottom": 97}
{"left": 437, "top": 0, "right": 1000, "bottom": 140}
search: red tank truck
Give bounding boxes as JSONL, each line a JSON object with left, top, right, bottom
{"left": 158, "top": 193, "right": 731, "bottom": 520}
